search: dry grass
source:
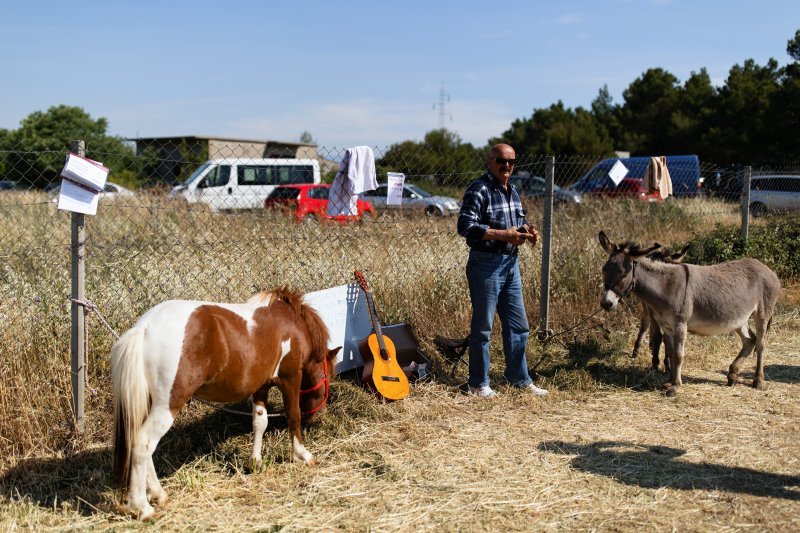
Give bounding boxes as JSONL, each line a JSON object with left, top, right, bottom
{"left": 0, "top": 196, "right": 798, "bottom": 530}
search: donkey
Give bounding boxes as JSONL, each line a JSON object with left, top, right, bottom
{"left": 631, "top": 245, "right": 690, "bottom": 372}
{"left": 598, "top": 231, "right": 780, "bottom": 396}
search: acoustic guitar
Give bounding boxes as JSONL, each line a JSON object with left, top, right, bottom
{"left": 354, "top": 271, "right": 410, "bottom": 401}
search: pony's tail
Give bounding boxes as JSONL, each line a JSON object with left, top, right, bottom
{"left": 111, "top": 326, "right": 149, "bottom": 488}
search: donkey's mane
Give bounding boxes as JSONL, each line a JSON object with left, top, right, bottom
{"left": 618, "top": 240, "right": 647, "bottom": 254}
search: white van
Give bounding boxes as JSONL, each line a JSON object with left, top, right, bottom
{"left": 169, "top": 158, "right": 321, "bottom": 211}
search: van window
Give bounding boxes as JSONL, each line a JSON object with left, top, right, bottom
{"left": 238, "top": 165, "right": 271, "bottom": 185}
{"left": 275, "top": 165, "right": 315, "bottom": 185}
{"left": 199, "top": 165, "right": 231, "bottom": 188}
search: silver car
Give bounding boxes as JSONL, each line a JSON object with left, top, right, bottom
{"left": 361, "top": 183, "right": 460, "bottom": 216}
{"left": 749, "top": 175, "right": 800, "bottom": 216}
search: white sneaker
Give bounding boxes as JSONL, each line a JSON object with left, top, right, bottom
{"left": 468, "top": 385, "right": 498, "bottom": 398}
{"left": 523, "top": 382, "right": 549, "bottom": 396}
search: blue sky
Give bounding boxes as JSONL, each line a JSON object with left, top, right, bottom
{"left": 1, "top": 0, "right": 798, "bottom": 150}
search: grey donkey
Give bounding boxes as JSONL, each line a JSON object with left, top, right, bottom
{"left": 598, "top": 231, "right": 780, "bottom": 396}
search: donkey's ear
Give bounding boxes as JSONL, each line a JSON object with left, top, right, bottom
{"left": 328, "top": 347, "right": 342, "bottom": 360}
{"left": 671, "top": 245, "right": 690, "bottom": 263}
{"left": 598, "top": 231, "right": 615, "bottom": 253}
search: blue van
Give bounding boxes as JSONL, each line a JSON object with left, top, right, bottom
{"left": 569, "top": 155, "right": 703, "bottom": 198}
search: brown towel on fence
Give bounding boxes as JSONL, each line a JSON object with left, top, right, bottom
{"left": 643, "top": 156, "right": 673, "bottom": 200}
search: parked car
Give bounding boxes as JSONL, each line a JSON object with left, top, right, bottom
{"left": 169, "top": 158, "right": 321, "bottom": 211}
{"left": 569, "top": 155, "right": 703, "bottom": 199}
{"left": 0, "top": 180, "right": 21, "bottom": 190}
{"left": 264, "top": 183, "right": 376, "bottom": 222}
{"left": 749, "top": 175, "right": 800, "bottom": 216}
{"left": 509, "top": 175, "right": 582, "bottom": 205}
{"left": 360, "top": 183, "right": 460, "bottom": 216}
{"left": 48, "top": 181, "right": 136, "bottom": 201}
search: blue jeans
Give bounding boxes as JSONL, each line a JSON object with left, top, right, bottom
{"left": 466, "top": 250, "right": 532, "bottom": 389}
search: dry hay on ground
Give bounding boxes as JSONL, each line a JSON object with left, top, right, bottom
{"left": 1, "top": 307, "right": 798, "bottom": 530}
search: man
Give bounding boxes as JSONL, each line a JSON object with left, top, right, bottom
{"left": 456, "top": 143, "right": 549, "bottom": 398}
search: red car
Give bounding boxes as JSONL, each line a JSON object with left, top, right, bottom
{"left": 591, "top": 177, "right": 663, "bottom": 202}
{"left": 264, "top": 183, "right": 376, "bottom": 222}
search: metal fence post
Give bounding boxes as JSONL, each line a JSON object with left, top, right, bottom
{"left": 740, "top": 165, "right": 751, "bottom": 242}
{"left": 70, "top": 140, "right": 86, "bottom": 433}
{"left": 537, "top": 156, "right": 555, "bottom": 341}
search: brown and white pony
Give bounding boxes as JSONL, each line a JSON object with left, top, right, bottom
{"left": 111, "top": 287, "right": 339, "bottom": 520}
{"left": 599, "top": 231, "right": 780, "bottom": 396}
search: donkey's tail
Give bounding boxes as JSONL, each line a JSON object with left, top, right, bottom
{"left": 111, "top": 326, "right": 149, "bottom": 488}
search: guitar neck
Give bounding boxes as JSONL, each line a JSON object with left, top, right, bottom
{"left": 363, "top": 291, "right": 388, "bottom": 355}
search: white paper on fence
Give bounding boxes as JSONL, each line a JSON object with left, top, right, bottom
{"left": 303, "top": 283, "right": 372, "bottom": 373}
{"left": 60, "top": 153, "right": 109, "bottom": 192}
{"left": 386, "top": 172, "right": 405, "bottom": 206}
{"left": 57, "top": 178, "right": 101, "bottom": 215}
{"left": 608, "top": 159, "right": 629, "bottom": 186}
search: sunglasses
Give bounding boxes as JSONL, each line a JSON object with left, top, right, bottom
{"left": 492, "top": 157, "right": 517, "bottom": 165}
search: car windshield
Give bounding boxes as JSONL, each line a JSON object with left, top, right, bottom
{"left": 182, "top": 162, "right": 211, "bottom": 186}
{"left": 407, "top": 184, "right": 432, "bottom": 197}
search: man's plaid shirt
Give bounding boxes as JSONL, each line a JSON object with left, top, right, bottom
{"left": 457, "top": 172, "right": 528, "bottom": 254}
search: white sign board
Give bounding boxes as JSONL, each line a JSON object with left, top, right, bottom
{"left": 303, "top": 283, "right": 372, "bottom": 372}
{"left": 57, "top": 153, "right": 109, "bottom": 215}
{"left": 386, "top": 172, "right": 405, "bottom": 206}
{"left": 608, "top": 159, "right": 629, "bottom": 186}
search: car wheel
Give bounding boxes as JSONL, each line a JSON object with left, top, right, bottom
{"left": 425, "top": 205, "right": 441, "bottom": 217}
{"left": 302, "top": 213, "right": 318, "bottom": 224}
{"left": 750, "top": 202, "right": 767, "bottom": 217}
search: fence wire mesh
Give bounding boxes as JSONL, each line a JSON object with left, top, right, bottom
{"left": 1, "top": 141, "right": 799, "bottom": 447}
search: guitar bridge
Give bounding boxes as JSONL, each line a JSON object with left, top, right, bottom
{"left": 381, "top": 376, "right": 401, "bottom": 382}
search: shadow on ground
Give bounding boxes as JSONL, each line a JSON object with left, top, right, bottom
{"left": 0, "top": 401, "right": 267, "bottom": 517}
{"left": 539, "top": 439, "right": 800, "bottom": 500}
{"left": 764, "top": 363, "right": 800, "bottom": 384}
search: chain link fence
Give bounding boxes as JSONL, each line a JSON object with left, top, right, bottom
{"left": 1, "top": 140, "right": 799, "bottom": 446}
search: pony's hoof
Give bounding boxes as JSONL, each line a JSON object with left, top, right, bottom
{"left": 753, "top": 379, "right": 767, "bottom": 390}
{"left": 148, "top": 490, "right": 168, "bottom": 507}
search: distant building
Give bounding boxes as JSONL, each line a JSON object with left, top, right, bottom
{"left": 133, "top": 135, "right": 319, "bottom": 183}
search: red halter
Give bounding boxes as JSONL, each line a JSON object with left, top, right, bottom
{"left": 299, "top": 356, "right": 329, "bottom": 417}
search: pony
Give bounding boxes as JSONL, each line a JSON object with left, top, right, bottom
{"left": 598, "top": 231, "right": 780, "bottom": 396}
{"left": 111, "top": 287, "right": 340, "bottom": 520}
{"left": 630, "top": 244, "right": 690, "bottom": 372}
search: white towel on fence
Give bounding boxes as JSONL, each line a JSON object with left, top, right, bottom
{"left": 643, "top": 156, "right": 673, "bottom": 200}
{"left": 327, "top": 146, "right": 377, "bottom": 216}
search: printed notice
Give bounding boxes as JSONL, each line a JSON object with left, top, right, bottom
{"left": 608, "top": 159, "right": 629, "bottom": 186}
{"left": 387, "top": 172, "right": 405, "bottom": 205}
{"left": 58, "top": 179, "right": 102, "bottom": 215}
{"left": 57, "top": 153, "right": 109, "bottom": 215}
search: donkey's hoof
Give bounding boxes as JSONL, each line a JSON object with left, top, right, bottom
{"left": 660, "top": 382, "right": 673, "bottom": 390}
{"left": 753, "top": 379, "right": 767, "bottom": 390}
{"left": 727, "top": 375, "right": 738, "bottom": 386}
{"left": 665, "top": 386, "right": 679, "bottom": 398}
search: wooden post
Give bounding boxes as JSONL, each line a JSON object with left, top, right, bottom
{"left": 740, "top": 165, "right": 751, "bottom": 242}
{"left": 537, "top": 156, "right": 555, "bottom": 341}
{"left": 70, "top": 140, "right": 86, "bottom": 433}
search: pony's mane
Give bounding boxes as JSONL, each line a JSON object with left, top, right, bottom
{"left": 245, "top": 290, "right": 274, "bottom": 307}
{"left": 254, "top": 287, "right": 332, "bottom": 366}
